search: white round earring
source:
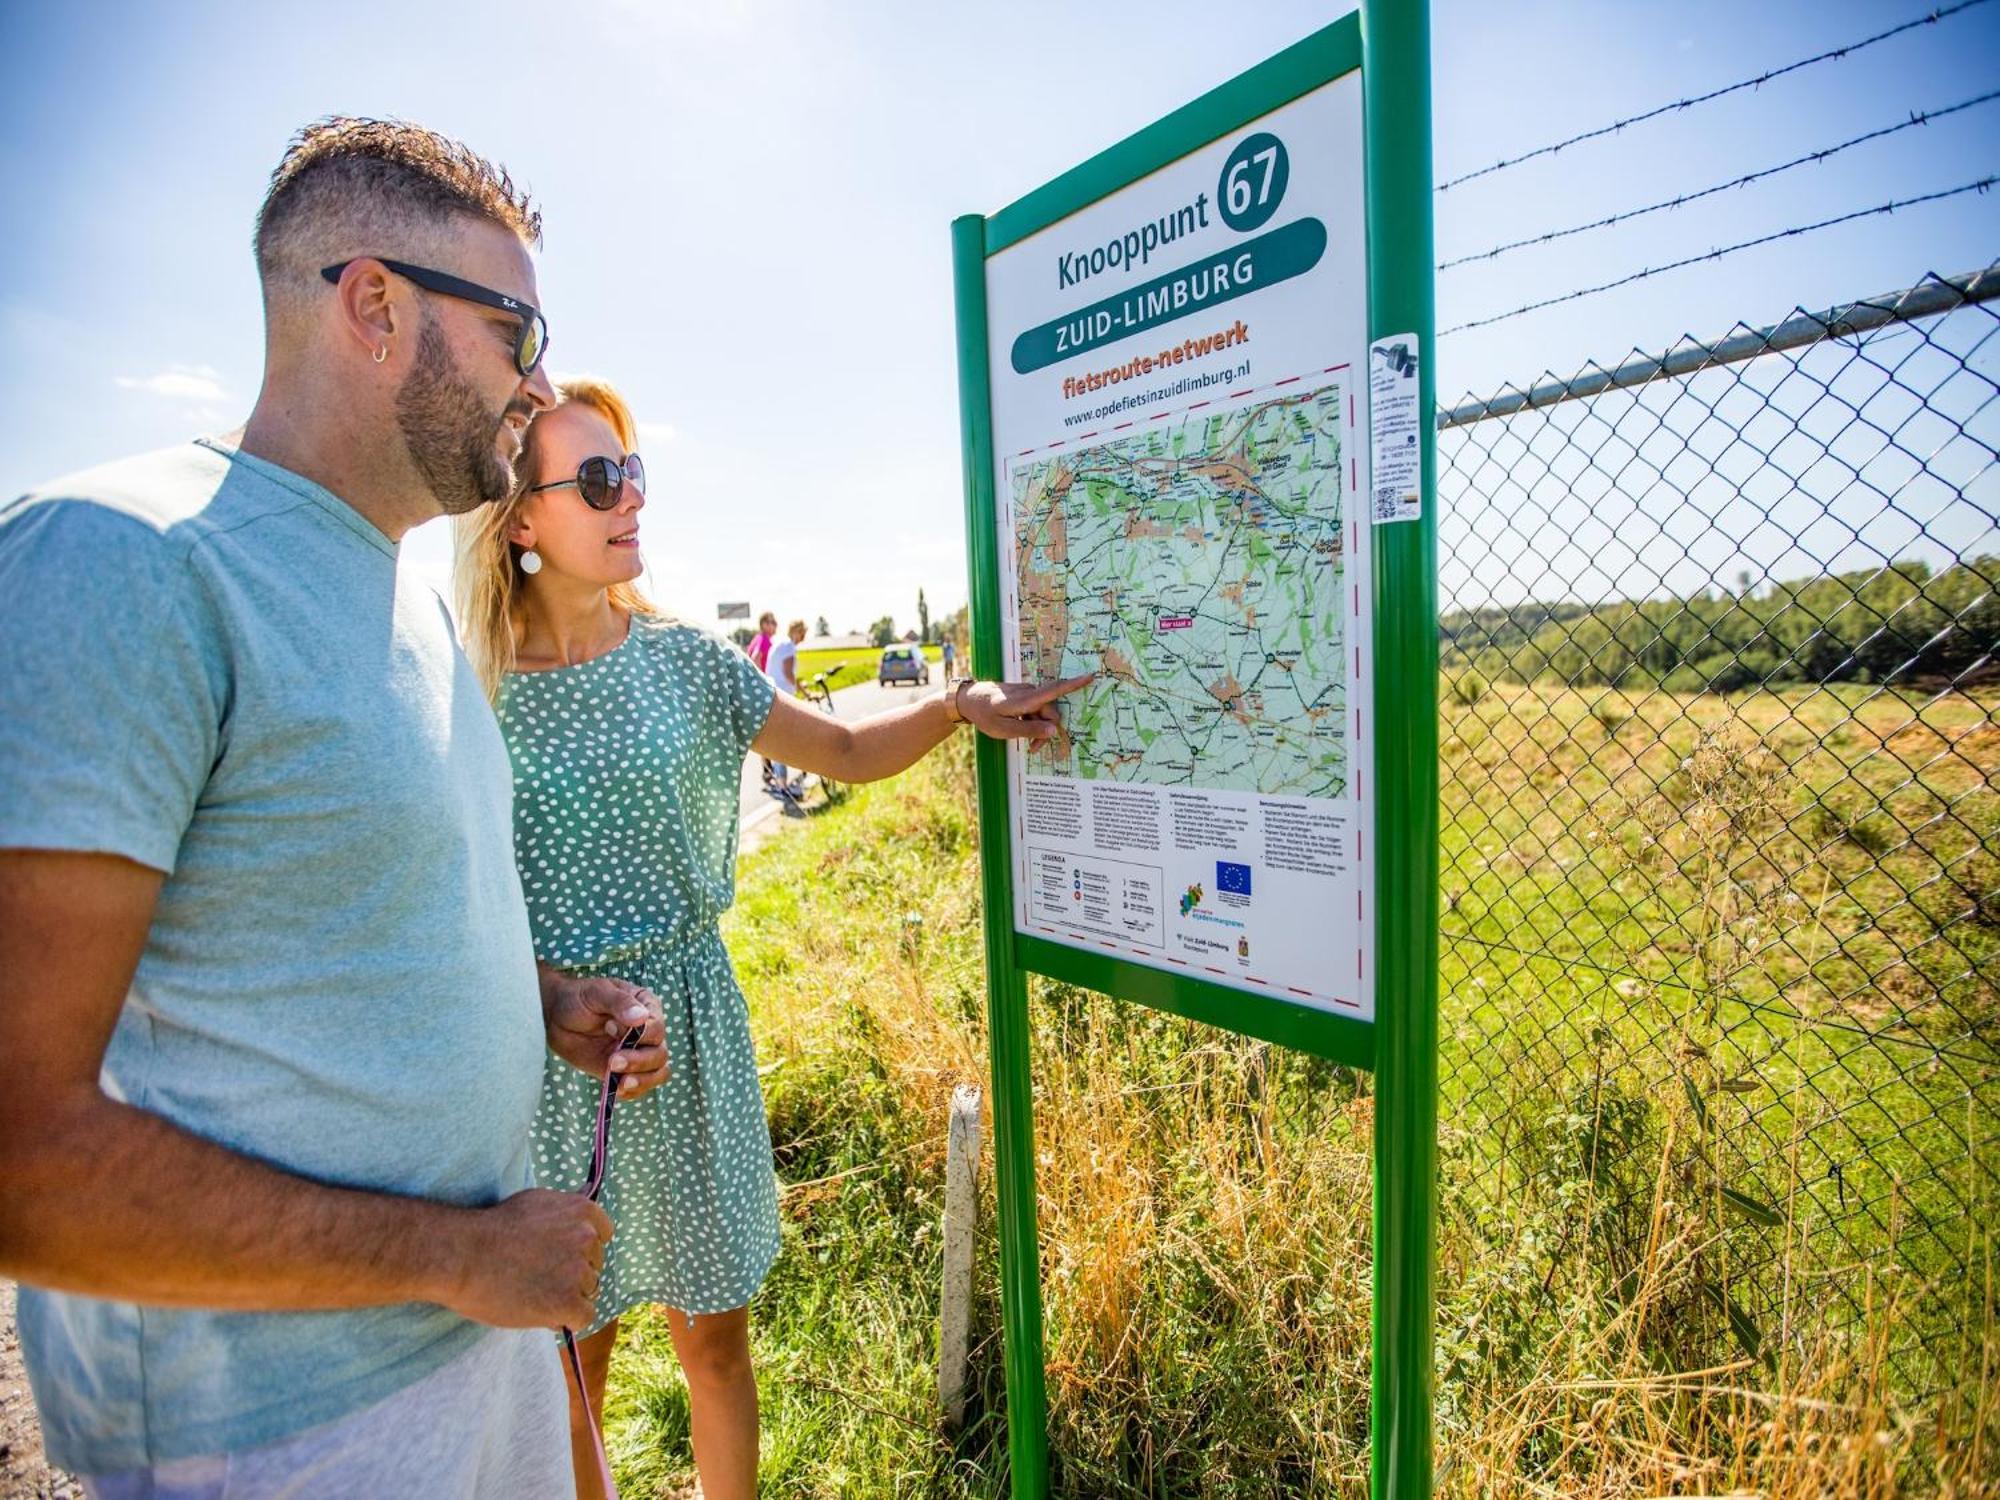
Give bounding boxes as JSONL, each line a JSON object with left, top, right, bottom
{"left": 373, "top": 345, "right": 388, "bottom": 364}
{"left": 519, "top": 549, "right": 543, "bottom": 575}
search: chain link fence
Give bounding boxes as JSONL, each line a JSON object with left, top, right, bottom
{"left": 1431, "top": 267, "right": 1998, "bottom": 1448}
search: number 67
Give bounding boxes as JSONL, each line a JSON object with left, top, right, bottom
{"left": 1226, "top": 146, "right": 1280, "bottom": 215}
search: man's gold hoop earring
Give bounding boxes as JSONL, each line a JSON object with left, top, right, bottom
{"left": 373, "top": 345, "right": 388, "bottom": 364}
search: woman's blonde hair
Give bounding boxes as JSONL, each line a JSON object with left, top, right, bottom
{"left": 453, "top": 375, "right": 660, "bottom": 700}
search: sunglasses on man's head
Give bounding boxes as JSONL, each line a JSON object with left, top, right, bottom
{"left": 528, "top": 453, "right": 646, "bottom": 510}
{"left": 320, "top": 258, "right": 549, "bottom": 376}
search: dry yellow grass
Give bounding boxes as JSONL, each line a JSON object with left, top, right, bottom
{"left": 600, "top": 687, "right": 1996, "bottom": 1496}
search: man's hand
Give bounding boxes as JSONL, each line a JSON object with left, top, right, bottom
{"left": 541, "top": 970, "right": 668, "bottom": 1100}
{"left": 432, "top": 1189, "right": 611, "bottom": 1330}
{"left": 960, "top": 672, "right": 1096, "bottom": 748}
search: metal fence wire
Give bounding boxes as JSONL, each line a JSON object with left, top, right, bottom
{"left": 1430, "top": 267, "right": 1999, "bottom": 1430}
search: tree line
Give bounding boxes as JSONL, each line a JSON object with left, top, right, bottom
{"left": 1442, "top": 554, "right": 1999, "bottom": 693}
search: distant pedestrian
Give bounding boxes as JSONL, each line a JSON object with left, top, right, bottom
{"left": 749, "top": 612, "right": 778, "bottom": 785}
{"left": 941, "top": 637, "right": 956, "bottom": 682}
{"left": 747, "top": 611, "right": 775, "bottom": 672}
{"left": 768, "top": 619, "right": 805, "bottom": 699}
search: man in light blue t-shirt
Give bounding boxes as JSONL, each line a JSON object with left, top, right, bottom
{"left": 0, "top": 120, "right": 668, "bottom": 1496}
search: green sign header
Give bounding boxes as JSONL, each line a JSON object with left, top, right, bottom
{"left": 1009, "top": 217, "right": 1326, "bottom": 373}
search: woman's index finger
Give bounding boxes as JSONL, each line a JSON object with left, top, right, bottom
{"left": 1022, "top": 671, "right": 1097, "bottom": 710}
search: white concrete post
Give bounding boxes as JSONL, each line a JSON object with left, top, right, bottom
{"left": 938, "top": 1083, "right": 984, "bottom": 1430}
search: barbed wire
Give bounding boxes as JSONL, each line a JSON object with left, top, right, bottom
{"left": 1436, "top": 0, "right": 1997, "bottom": 194}
{"left": 1439, "top": 89, "right": 2000, "bottom": 272}
{"left": 1438, "top": 176, "right": 1996, "bottom": 337}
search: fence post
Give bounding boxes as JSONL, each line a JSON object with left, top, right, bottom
{"left": 939, "top": 1083, "right": 985, "bottom": 1430}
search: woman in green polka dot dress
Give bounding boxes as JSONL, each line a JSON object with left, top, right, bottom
{"left": 455, "top": 377, "right": 1088, "bottom": 1500}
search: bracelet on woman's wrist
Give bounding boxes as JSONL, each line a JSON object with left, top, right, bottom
{"left": 946, "top": 678, "right": 972, "bottom": 725}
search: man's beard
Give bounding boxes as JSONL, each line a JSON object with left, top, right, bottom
{"left": 393, "top": 314, "right": 524, "bottom": 516}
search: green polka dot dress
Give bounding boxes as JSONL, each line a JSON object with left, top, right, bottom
{"left": 497, "top": 613, "right": 778, "bottom": 1331}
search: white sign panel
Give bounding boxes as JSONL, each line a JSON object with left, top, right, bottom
{"left": 986, "top": 76, "right": 1376, "bottom": 1018}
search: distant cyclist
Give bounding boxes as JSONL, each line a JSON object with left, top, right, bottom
{"left": 764, "top": 619, "right": 807, "bottom": 792}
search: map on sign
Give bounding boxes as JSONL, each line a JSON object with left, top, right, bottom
{"left": 1008, "top": 381, "right": 1349, "bottom": 799}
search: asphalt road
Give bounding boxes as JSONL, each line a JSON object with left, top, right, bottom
{"left": 736, "top": 671, "right": 945, "bottom": 830}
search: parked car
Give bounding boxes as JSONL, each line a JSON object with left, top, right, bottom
{"left": 878, "top": 645, "right": 931, "bottom": 687}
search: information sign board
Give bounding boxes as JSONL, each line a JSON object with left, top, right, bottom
{"left": 951, "top": 9, "right": 1437, "bottom": 1496}
{"left": 984, "top": 72, "right": 1376, "bottom": 1019}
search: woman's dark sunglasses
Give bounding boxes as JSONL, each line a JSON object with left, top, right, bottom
{"left": 528, "top": 453, "right": 646, "bottom": 510}
{"left": 320, "top": 258, "right": 549, "bottom": 376}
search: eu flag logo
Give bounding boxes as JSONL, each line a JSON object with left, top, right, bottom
{"left": 1216, "top": 861, "right": 1252, "bottom": 895}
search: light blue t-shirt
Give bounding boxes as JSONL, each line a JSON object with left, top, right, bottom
{"left": 0, "top": 440, "right": 549, "bottom": 1474}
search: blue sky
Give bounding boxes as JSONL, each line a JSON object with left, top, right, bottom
{"left": 1, "top": 0, "right": 1994, "bottom": 630}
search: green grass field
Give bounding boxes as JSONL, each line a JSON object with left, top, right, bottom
{"left": 599, "top": 684, "right": 1996, "bottom": 1497}
{"left": 792, "top": 644, "right": 945, "bottom": 694}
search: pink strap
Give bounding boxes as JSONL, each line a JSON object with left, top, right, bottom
{"left": 562, "top": 1025, "right": 644, "bottom": 1500}
{"left": 562, "top": 1327, "right": 616, "bottom": 1497}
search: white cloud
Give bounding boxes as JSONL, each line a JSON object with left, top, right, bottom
{"left": 115, "top": 363, "right": 228, "bottom": 402}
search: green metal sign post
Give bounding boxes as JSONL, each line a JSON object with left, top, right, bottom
{"left": 953, "top": 5, "right": 1435, "bottom": 1495}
